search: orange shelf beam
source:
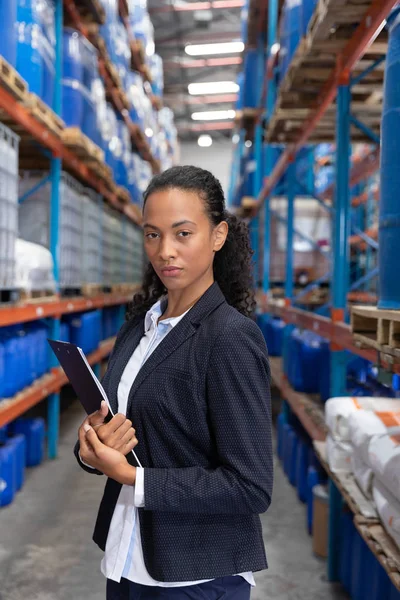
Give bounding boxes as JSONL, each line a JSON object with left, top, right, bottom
{"left": 0, "top": 337, "right": 116, "bottom": 428}
{"left": 264, "top": 300, "right": 377, "bottom": 363}
{"left": 0, "top": 293, "right": 132, "bottom": 327}
{"left": 256, "top": 0, "right": 394, "bottom": 210}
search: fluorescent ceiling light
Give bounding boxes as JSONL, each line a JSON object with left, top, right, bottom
{"left": 191, "top": 109, "right": 236, "bottom": 121}
{"left": 245, "top": 140, "right": 252, "bottom": 148}
{"left": 185, "top": 42, "right": 244, "bottom": 56}
{"left": 198, "top": 135, "right": 213, "bottom": 147}
{"left": 188, "top": 81, "right": 239, "bottom": 95}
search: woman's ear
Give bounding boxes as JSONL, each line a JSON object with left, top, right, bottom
{"left": 213, "top": 221, "right": 229, "bottom": 252}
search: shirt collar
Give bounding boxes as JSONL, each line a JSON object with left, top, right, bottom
{"left": 144, "top": 297, "right": 192, "bottom": 332}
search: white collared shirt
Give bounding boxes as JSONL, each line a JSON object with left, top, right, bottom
{"left": 100, "top": 298, "right": 255, "bottom": 587}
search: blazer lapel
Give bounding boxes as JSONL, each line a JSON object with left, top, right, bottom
{"left": 126, "top": 281, "right": 227, "bottom": 413}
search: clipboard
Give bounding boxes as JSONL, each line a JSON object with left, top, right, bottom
{"left": 48, "top": 339, "right": 142, "bottom": 467}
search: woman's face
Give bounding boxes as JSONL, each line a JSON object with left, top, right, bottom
{"left": 142, "top": 187, "right": 227, "bottom": 292}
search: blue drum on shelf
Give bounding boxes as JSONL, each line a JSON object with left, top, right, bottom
{"left": 295, "top": 437, "right": 309, "bottom": 503}
{"left": 339, "top": 510, "right": 355, "bottom": 594}
{"left": 276, "top": 411, "right": 286, "bottom": 461}
{"left": 16, "top": 22, "right": 43, "bottom": 96}
{"left": 1, "top": 330, "right": 19, "bottom": 398}
{"left": 0, "top": 443, "right": 16, "bottom": 506}
{"left": 351, "top": 529, "right": 375, "bottom": 600}
{"left": 13, "top": 418, "right": 45, "bottom": 467}
{"left": 379, "top": 8, "right": 400, "bottom": 309}
{"left": 0, "top": 2, "right": 17, "bottom": 66}
{"left": 41, "top": 37, "right": 55, "bottom": 108}
{"left": 7, "top": 434, "right": 26, "bottom": 491}
{"left": 63, "top": 28, "right": 83, "bottom": 81}
{"left": 306, "top": 465, "right": 324, "bottom": 534}
{"left": 62, "top": 80, "right": 84, "bottom": 127}
{"left": 243, "top": 48, "right": 259, "bottom": 108}
{"left": 288, "top": 428, "right": 299, "bottom": 486}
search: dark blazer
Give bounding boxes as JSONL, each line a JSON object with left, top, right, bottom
{"left": 74, "top": 281, "right": 273, "bottom": 582}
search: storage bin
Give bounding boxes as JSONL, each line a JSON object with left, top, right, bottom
{"left": 351, "top": 529, "right": 375, "bottom": 600}
{"left": 0, "top": 2, "right": 18, "bottom": 66}
{"left": 295, "top": 437, "right": 309, "bottom": 503}
{"left": 288, "top": 428, "right": 298, "bottom": 486}
{"left": 13, "top": 418, "right": 45, "bottom": 467}
{"left": 276, "top": 411, "right": 286, "bottom": 461}
{"left": 64, "top": 310, "right": 101, "bottom": 355}
{"left": 0, "top": 443, "right": 16, "bottom": 506}
{"left": 7, "top": 434, "right": 26, "bottom": 491}
{"left": 306, "top": 465, "right": 325, "bottom": 534}
{"left": 339, "top": 509, "right": 355, "bottom": 594}
{"left": 62, "top": 80, "right": 84, "bottom": 127}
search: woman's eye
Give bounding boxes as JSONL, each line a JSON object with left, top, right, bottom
{"left": 145, "top": 232, "right": 158, "bottom": 239}
{"left": 178, "top": 231, "right": 192, "bottom": 238}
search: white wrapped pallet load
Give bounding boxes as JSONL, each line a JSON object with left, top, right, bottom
{"left": 19, "top": 171, "right": 83, "bottom": 288}
{"left": 350, "top": 451, "right": 373, "bottom": 498}
{"left": 348, "top": 409, "right": 391, "bottom": 464}
{"left": 325, "top": 397, "right": 400, "bottom": 441}
{"left": 14, "top": 239, "right": 56, "bottom": 293}
{"left": 326, "top": 435, "right": 352, "bottom": 473}
{"left": 0, "top": 124, "right": 19, "bottom": 289}
{"left": 369, "top": 427, "right": 400, "bottom": 501}
{"left": 82, "top": 189, "right": 102, "bottom": 285}
{"left": 373, "top": 479, "right": 400, "bottom": 549}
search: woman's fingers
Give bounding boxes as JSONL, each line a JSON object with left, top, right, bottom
{"left": 118, "top": 429, "right": 138, "bottom": 454}
{"left": 123, "top": 435, "right": 139, "bottom": 455}
{"left": 83, "top": 424, "right": 103, "bottom": 454}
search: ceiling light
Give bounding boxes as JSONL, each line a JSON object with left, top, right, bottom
{"left": 188, "top": 81, "right": 239, "bottom": 95}
{"left": 185, "top": 42, "right": 244, "bottom": 56}
{"left": 245, "top": 140, "right": 252, "bottom": 148}
{"left": 191, "top": 109, "right": 236, "bottom": 121}
{"left": 198, "top": 135, "right": 213, "bottom": 147}
{"left": 232, "top": 133, "right": 240, "bottom": 144}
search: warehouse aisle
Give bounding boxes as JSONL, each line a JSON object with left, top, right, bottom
{"left": 0, "top": 404, "right": 347, "bottom": 600}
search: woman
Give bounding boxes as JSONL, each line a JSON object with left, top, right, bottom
{"left": 75, "top": 165, "right": 273, "bottom": 599}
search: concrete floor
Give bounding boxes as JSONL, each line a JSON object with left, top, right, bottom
{"left": 0, "top": 402, "right": 349, "bottom": 600}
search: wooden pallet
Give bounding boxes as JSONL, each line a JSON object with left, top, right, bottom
{"left": 116, "top": 186, "right": 131, "bottom": 205}
{"left": 62, "top": 127, "right": 104, "bottom": 163}
{"left": 82, "top": 283, "right": 103, "bottom": 297}
{"left": 24, "top": 93, "right": 65, "bottom": 138}
{"left": 351, "top": 305, "right": 400, "bottom": 361}
{"left": 354, "top": 516, "right": 400, "bottom": 591}
{"left": 19, "top": 290, "right": 57, "bottom": 302}
{"left": 266, "top": 0, "right": 387, "bottom": 144}
{"left": 0, "top": 56, "right": 28, "bottom": 101}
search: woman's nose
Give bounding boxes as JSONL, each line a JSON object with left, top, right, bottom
{"left": 159, "top": 238, "right": 176, "bottom": 261}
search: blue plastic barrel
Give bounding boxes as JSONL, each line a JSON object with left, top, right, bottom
{"left": 301, "top": 0, "right": 317, "bottom": 35}
{"left": 339, "top": 510, "right": 355, "bottom": 594}
{"left": 0, "top": 443, "right": 16, "bottom": 506}
{"left": 296, "top": 438, "right": 309, "bottom": 503}
{"left": 276, "top": 412, "right": 286, "bottom": 461}
{"left": 282, "top": 423, "right": 293, "bottom": 477}
{"left": 16, "top": 21, "right": 43, "bottom": 96}
{"left": 370, "top": 556, "right": 392, "bottom": 600}
{"left": 318, "top": 337, "right": 330, "bottom": 402}
{"left": 390, "top": 583, "right": 400, "bottom": 599}
{"left": 13, "top": 418, "right": 45, "bottom": 467}
{"left": 306, "top": 465, "right": 322, "bottom": 534}
{"left": 0, "top": 2, "right": 18, "bottom": 66}
{"left": 62, "top": 80, "right": 84, "bottom": 127}
{"left": 63, "top": 28, "right": 83, "bottom": 81}
{"left": 236, "top": 72, "right": 244, "bottom": 110}
{"left": 288, "top": 429, "right": 298, "bottom": 486}
{"left": 7, "top": 434, "right": 26, "bottom": 491}
{"left": 351, "top": 529, "right": 375, "bottom": 600}
{"left": 0, "top": 426, "right": 8, "bottom": 444}
{"left": 1, "top": 330, "right": 19, "bottom": 397}
{"left": 41, "top": 37, "right": 55, "bottom": 107}
{"left": 243, "top": 49, "right": 259, "bottom": 108}
{"left": 379, "top": 8, "right": 400, "bottom": 309}
{"left": 267, "top": 318, "right": 285, "bottom": 357}
{"left": 0, "top": 337, "right": 5, "bottom": 399}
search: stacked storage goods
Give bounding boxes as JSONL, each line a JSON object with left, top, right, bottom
{"left": 14, "top": 239, "right": 56, "bottom": 293}
{"left": 16, "top": 0, "right": 56, "bottom": 107}
{"left": 62, "top": 29, "right": 104, "bottom": 147}
{"left": 158, "top": 107, "right": 178, "bottom": 169}
{"left": 0, "top": 125, "right": 19, "bottom": 291}
{"left": 102, "top": 207, "right": 117, "bottom": 287}
{"left": 19, "top": 171, "right": 83, "bottom": 289}
{"left": 0, "top": 3, "right": 18, "bottom": 67}
{"left": 82, "top": 190, "right": 102, "bottom": 286}
{"left": 110, "top": 216, "right": 125, "bottom": 285}
{"left": 125, "top": 222, "right": 144, "bottom": 284}
{"left": 149, "top": 54, "right": 163, "bottom": 98}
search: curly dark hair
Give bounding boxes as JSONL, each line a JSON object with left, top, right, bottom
{"left": 127, "top": 165, "right": 256, "bottom": 319}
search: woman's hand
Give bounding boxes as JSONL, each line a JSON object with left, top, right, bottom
{"left": 79, "top": 401, "right": 138, "bottom": 457}
{"left": 79, "top": 424, "right": 136, "bottom": 485}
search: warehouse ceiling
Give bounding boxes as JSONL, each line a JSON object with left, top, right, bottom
{"left": 148, "top": 0, "right": 244, "bottom": 142}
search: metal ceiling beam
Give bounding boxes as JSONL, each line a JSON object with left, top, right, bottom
{"left": 156, "top": 30, "right": 241, "bottom": 45}
{"left": 164, "top": 56, "right": 242, "bottom": 68}
{"left": 164, "top": 93, "right": 238, "bottom": 104}
{"left": 150, "top": 1, "right": 244, "bottom": 14}
{"left": 179, "top": 121, "right": 235, "bottom": 131}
